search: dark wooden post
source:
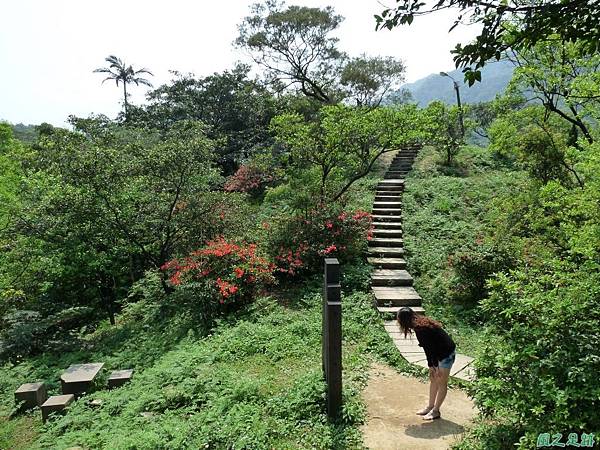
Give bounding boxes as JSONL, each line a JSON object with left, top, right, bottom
{"left": 322, "top": 258, "right": 342, "bottom": 419}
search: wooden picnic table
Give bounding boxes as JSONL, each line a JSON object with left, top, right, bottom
{"left": 61, "top": 363, "right": 104, "bottom": 395}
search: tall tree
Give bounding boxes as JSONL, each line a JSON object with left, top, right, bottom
{"left": 94, "top": 55, "right": 153, "bottom": 118}
{"left": 506, "top": 36, "right": 600, "bottom": 144}
{"left": 376, "top": 0, "right": 600, "bottom": 85}
{"left": 236, "top": 0, "right": 345, "bottom": 104}
{"left": 130, "top": 65, "right": 281, "bottom": 173}
{"left": 340, "top": 55, "right": 406, "bottom": 107}
{"left": 270, "top": 105, "right": 425, "bottom": 203}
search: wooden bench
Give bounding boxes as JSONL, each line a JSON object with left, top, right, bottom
{"left": 108, "top": 369, "right": 133, "bottom": 389}
{"left": 41, "top": 394, "right": 74, "bottom": 423}
{"left": 14, "top": 382, "right": 48, "bottom": 410}
{"left": 61, "top": 363, "right": 104, "bottom": 396}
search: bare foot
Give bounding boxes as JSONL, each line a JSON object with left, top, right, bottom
{"left": 416, "top": 406, "right": 434, "bottom": 415}
{"left": 422, "top": 409, "right": 441, "bottom": 420}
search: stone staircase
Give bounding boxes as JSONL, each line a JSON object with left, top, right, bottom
{"left": 368, "top": 148, "right": 423, "bottom": 317}
{"left": 368, "top": 147, "right": 475, "bottom": 382}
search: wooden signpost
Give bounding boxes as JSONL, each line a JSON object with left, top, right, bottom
{"left": 322, "top": 258, "right": 342, "bottom": 419}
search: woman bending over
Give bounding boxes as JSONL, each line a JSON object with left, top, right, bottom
{"left": 397, "top": 306, "right": 456, "bottom": 420}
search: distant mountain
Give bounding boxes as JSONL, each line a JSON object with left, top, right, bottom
{"left": 398, "top": 60, "right": 514, "bottom": 106}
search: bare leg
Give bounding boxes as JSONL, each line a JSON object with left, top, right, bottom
{"left": 423, "top": 367, "right": 450, "bottom": 420}
{"left": 417, "top": 368, "right": 438, "bottom": 415}
{"left": 429, "top": 373, "right": 438, "bottom": 408}
{"left": 433, "top": 368, "right": 451, "bottom": 411}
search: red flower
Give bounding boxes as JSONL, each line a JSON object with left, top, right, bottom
{"left": 323, "top": 244, "right": 337, "bottom": 254}
{"left": 234, "top": 267, "right": 245, "bottom": 278}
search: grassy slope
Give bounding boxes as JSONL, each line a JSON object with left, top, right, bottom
{"left": 0, "top": 145, "right": 520, "bottom": 449}
{"left": 403, "top": 145, "right": 525, "bottom": 355}
{"left": 0, "top": 151, "right": 418, "bottom": 450}
{"left": 0, "top": 288, "right": 419, "bottom": 449}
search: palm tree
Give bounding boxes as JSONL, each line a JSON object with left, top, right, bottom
{"left": 94, "top": 55, "right": 153, "bottom": 119}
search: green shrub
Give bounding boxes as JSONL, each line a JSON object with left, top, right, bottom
{"left": 448, "top": 241, "right": 516, "bottom": 306}
{"left": 472, "top": 262, "right": 600, "bottom": 448}
{"left": 264, "top": 205, "right": 372, "bottom": 276}
{"left": 0, "top": 307, "right": 94, "bottom": 362}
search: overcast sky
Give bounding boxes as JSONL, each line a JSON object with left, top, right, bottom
{"left": 0, "top": 0, "right": 479, "bottom": 127}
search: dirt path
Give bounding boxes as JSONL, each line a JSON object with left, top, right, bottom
{"left": 361, "top": 363, "right": 476, "bottom": 450}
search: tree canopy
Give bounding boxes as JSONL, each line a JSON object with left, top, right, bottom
{"left": 236, "top": 0, "right": 344, "bottom": 103}
{"left": 237, "top": 1, "right": 406, "bottom": 107}
{"left": 376, "top": 0, "right": 600, "bottom": 85}
{"left": 340, "top": 55, "right": 406, "bottom": 107}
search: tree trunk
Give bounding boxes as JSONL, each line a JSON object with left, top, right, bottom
{"left": 99, "top": 274, "right": 116, "bottom": 325}
{"left": 123, "top": 82, "right": 129, "bottom": 119}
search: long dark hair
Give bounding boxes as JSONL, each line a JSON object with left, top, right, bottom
{"left": 396, "top": 307, "right": 442, "bottom": 338}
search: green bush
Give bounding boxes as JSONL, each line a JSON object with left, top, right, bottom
{"left": 471, "top": 262, "right": 600, "bottom": 448}
{"left": 0, "top": 307, "right": 94, "bottom": 362}
{"left": 448, "top": 241, "right": 516, "bottom": 306}
{"left": 264, "top": 204, "right": 372, "bottom": 276}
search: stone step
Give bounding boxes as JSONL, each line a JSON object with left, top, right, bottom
{"left": 15, "top": 382, "right": 48, "bottom": 410}
{"left": 373, "top": 201, "right": 402, "bottom": 208}
{"left": 376, "top": 297, "right": 422, "bottom": 307}
{"left": 384, "top": 174, "right": 408, "bottom": 179}
{"left": 384, "top": 320, "right": 422, "bottom": 335}
{"left": 371, "top": 269, "right": 413, "bottom": 286}
{"left": 375, "top": 195, "right": 402, "bottom": 201}
{"left": 367, "top": 257, "right": 407, "bottom": 269}
{"left": 41, "top": 394, "right": 74, "bottom": 423}
{"left": 372, "top": 286, "right": 422, "bottom": 306}
{"left": 450, "top": 355, "right": 475, "bottom": 377}
{"left": 368, "top": 237, "right": 404, "bottom": 247}
{"left": 376, "top": 185, "right": 404, "bottom": 195}
{"left": 372, "top": 208, "right": 403, "bottom": 215}
{"left": 378, "top": 305, "right": 424, "bottom": 315}
{"left": 108, "top": 369, "right": 134, "bottom": 389}
{"left": 373, "top": 222, "right": 402, "bottom": 230}
{"left": 452, "top": 361, "right": 476, "bottom": 381}
{"left": 378, "top": 179, "right": 405, "bottom": 185}
{"left": 373, "top": 286, "right": 422, "bottom": 299}
{"left": 372, "top": 214, "right": 402, "bottom": 222}
{"left": 375, "top": 188, "right": 404, "bottom": 199}
{"left": 368, "top": 247, "right": 405, "bottom": 258}
{"left": 375, "top": 192, "right": 402, "bottom": 197}
{"left": 386, "top": 171, "right": 410, "bottom": 175}
{"left": 372, "top": 229, "right": 402, "bottom": 237}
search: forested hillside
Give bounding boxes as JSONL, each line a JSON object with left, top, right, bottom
{"left": 1, "top": 0, "right": 599, "bottom": 448}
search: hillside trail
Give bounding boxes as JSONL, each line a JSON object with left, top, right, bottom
{"left": 361, "top": 147, "right": 477, "bottom": 449}
{"left": 360, "top": 363, "right": 476, "bottom": 450}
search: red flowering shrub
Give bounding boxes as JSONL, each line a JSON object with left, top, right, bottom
{"left": 265, "top": 206, "right": 373, "bottom": 276}
{"left": 161, "top": 237, "right": 276, "bottom": 305}
{"left": 224, "top": 164, "right": 274, "bottom": 196}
